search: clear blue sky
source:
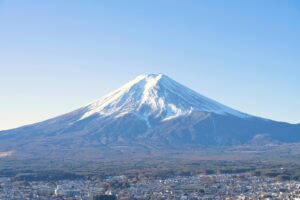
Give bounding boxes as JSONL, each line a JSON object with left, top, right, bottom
{"left": 1, "top": 0, "right": 299, "bottom": 130}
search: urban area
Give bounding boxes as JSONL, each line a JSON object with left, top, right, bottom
{"left": 1, "top": 173, "right": 300, "bottom": 200}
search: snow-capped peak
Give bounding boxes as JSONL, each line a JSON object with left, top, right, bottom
{"left": 79, "top": 74, "right": 250, "bottom": 123}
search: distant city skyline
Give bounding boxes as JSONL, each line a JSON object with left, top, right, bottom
{"left": 1, "top": 0, "right": 300, "bottom": 130}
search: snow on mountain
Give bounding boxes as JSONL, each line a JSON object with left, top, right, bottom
{"left": 79, "top": 74, "right": 250, "bottom": 124}
{"left": 1, "top": 73, "right": 300, "bottom": 152}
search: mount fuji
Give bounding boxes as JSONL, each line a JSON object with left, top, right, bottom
{"left": 1, "top": 74, "right": 300, "bottom": 157}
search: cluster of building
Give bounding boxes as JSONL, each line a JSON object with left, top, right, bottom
{"left": 1, "top": 174, "right": 300, "bottom": 199}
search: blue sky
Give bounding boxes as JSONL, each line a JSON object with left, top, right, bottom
{"left": 0, "top": 0, "right": 299, "bottom": 130}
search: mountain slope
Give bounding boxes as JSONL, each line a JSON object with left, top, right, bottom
{"left": 0, "top": 74, "right": 299, "bottom": 156}
{"left": 79, "top": 74, "right": 249, "bottom": 123}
